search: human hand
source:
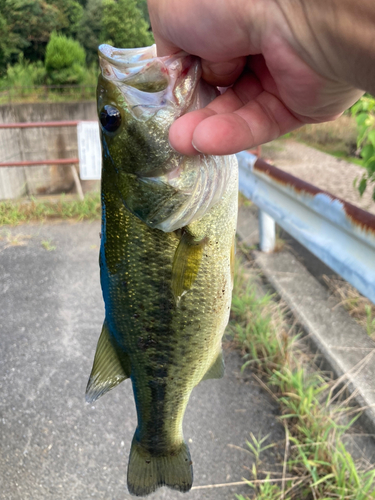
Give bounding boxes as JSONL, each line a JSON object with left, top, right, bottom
{"left": 148, "top": 0, "right": 365, "bottom": 155}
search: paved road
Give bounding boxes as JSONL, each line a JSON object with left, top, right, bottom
{"left": 0, "top": 222, "right": 284, "bottom": 500}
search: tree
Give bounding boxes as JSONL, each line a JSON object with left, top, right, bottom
{"left": 76, "top": 0, "right": 103, "bottom": 65}
{"left": 46, "top": 0, "right": 83, "bottom": 39}
{"left": 0, "top": 0, "right": 62, "bottom": 63}
{"left": 136, "top": 0, "right": 150, "bottom": 26}
{"left": 101, "top": 0, "right": 153, "bottom": 50}
{"left": 45, "top": 32, "right": 86, "bottom": 85}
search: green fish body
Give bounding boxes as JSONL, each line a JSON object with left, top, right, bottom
{"left": 86, "top": 45, "right": 238, "bottom": 496}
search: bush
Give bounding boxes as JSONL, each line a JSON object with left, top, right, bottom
{"left": 0, "top": 54, "right": 46, "bottom": 90}
{"left": 45, "top": 32, "right": 86, "bottom": 85}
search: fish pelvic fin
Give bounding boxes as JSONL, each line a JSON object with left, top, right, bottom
{"left": 172, "top": 230, "right": 207, "bottom": 304}
{"left": 201, "top": 349, "right": 225, "bottom": 382}
{"left": 85, "top": 321, "right": 131, "bottom": 403}
{"left": 127, "top": 436, "right": 193, "bottom": 497}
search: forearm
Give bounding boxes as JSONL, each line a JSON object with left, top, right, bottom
{"left": 274, "top": 0, "right": 375, "bottom": 94}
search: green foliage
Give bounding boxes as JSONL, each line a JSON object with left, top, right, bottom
{"left": 101, "top": 0, "right": 154, "bottom": 49}
{"left": 0, "top": 0, "right": 153, "bottom": 99}
{"left": 45, "top": 32, "right": 86, "bottom": 85}
{"left": 0, "top": 0, "right": 62, "bottom": 64}
{"left": 351, "top": 95, "right": 375, "bottom": 201}
{"left": 136, "top": 0, "right": 150, "bottom": 25}
{"left": 46, "top": 0, "right": 84, "bottom": 38}
{"left": 76, "top": 0, "right": 103, "bottom": 65}
{"left": 0, "top": 54, "right": 46, "bottom": 89}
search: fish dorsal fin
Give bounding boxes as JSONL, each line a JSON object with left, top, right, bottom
{"left": 201, "top": 350, "right": 225, "bottom": 382}
{"left": 85, "top": 321, "right": 131, "bottom": 403}
{"left": 172, "top": 230, "right": 207, "bottom": 303}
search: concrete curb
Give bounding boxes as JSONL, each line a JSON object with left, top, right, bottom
{"left": 237, "top": 205, "right": 375, "bottom": 435}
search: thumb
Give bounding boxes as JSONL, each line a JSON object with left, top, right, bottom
{"left": 201, "top": 57, "right": 247, "bottom": 87}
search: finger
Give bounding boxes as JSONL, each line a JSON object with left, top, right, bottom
{"left": 192, "top": 92, "right": 302, "bottom": 155}
{"left": 152, "top": 32, "right": 181, "bottom": 58}
{"left": 169, "top": 69, "right": 273, "bottom": 155}
{"left": 206, "top": 71, "right": 264, "bottom": 113}
{"left": 169, "top": 108, "right": 216, "bottom": 155}
{"left": 201, "top": 57, "right": 247, "bottom": 87}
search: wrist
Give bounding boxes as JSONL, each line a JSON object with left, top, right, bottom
{"left": 270, "top": 0, "right": 375, "bottom": 94}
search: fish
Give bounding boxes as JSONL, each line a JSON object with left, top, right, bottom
{"left": 85, "top": 44, "right": 238, "bottom": 497}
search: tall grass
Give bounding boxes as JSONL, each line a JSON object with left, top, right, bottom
{"left": 230, "top": 258, "right": 375, "bottom": 500}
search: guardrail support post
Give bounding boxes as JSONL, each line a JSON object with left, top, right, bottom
{"left": 259, "top": 210, "right": 276, "bottom": 252}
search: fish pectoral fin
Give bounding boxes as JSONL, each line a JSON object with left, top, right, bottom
{"left": 201, "top": 350, "right": 225, "bottom": 382}
{"left": 85, "top": 321, "right": 131, "bottom": 403}
{"left": 172, "top": 230, "right": 207, "bottom": 303}
{"left": 127, "top": 436, "right": 193, "bottom": 496}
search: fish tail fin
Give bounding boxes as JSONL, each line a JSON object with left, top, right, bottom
{"left": 127, "top": 436, "right": 193, "bottom": 496}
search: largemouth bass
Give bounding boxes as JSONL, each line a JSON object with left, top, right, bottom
{"left": 86, "top": 44, "right": 238, "bottom": 496}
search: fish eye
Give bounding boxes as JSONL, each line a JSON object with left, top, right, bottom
{"left": 99, "top": 105, "right": 121, "bottom": 132}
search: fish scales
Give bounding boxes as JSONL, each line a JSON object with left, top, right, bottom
{"left": 86, "top": 44, "right": 238, "bottom": 496}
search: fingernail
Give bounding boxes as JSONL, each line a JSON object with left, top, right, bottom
{"left": 191, "top": 140, "right": 204, "bottom": 154}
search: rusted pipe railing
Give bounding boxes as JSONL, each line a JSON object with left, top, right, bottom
{"left": 0, "top": 158, "right": 79, "bottom": 168}
{"left": 236, "top": 151, "right": 375, "bottom": 304}
{"left": 0, "top": 121, "right": 79, "bottom": 129}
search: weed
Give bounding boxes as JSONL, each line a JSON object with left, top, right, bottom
{"left": 323, "top": 275, "right": 375, "bottom": 338}
{"left": 0, "top": 192, "right": 101, "bottom": 226}
{"left": 366, "top": 305, "right": 375, "bottom": 337}
{"left": 41, "top": 240, "right": 56, "bottom": 251}
{"left": 0, "top": 230, "right": 31, "bottom": 250}
{"left": 238, "top": 191, "right": 253, "bottom": 208}
{"left": 230, "top": 258, "right": 375, "bottom": 500}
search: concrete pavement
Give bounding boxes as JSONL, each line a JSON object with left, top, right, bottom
{"left": 0, "top": 222, "right": 284, "bottom": 500}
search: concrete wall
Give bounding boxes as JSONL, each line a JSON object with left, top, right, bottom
{"left": 0, "top": 101, "right": 97, "bottom": 199}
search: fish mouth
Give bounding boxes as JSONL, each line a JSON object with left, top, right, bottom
{"left": 98, "top": 44, "right": 187, "bottom": 94}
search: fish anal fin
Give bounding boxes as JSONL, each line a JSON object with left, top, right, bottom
{"left": 85, "top": 321, "right": 131, "bottom": 403}
{"left": 127, "top": 436, "right": 193, "bottom": 496}
{"left": 201, "top": 350, "right": 225, "bottom": 382}
{"left": 172, "top": 230, "right": 207, "bottom": 303}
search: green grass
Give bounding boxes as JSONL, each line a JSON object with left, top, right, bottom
{"left": 0, "top": 192, "right": 101, "bottom": 226}
{"left": 230, "top": 258, "right": 375, "bottom": 500}
{"left": 41, "top": 239, "right": 56, "bottom": 251}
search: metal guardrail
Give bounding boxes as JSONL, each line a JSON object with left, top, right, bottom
{"left": 237, "top": 151, "right": 375, "bottom": 304}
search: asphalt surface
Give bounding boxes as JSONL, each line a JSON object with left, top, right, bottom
{"left": 0, "top": 222, "right": 284, "bottom": 500}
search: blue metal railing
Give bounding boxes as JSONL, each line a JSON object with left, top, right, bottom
{"left": 236, "top": 151, "right": 375, "bottom": 304}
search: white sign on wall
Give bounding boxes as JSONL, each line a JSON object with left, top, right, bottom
{"left": 77, "top": 121, "right": 102, "bottom": 180}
